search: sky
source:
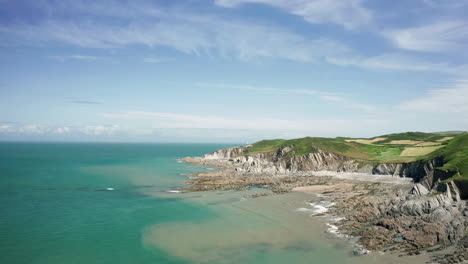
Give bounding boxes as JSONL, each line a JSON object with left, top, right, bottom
{"left": 0, "top": 0, "right": 467, "bottom": 143}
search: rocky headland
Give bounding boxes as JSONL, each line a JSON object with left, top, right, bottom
{"left": 181, "top": 138, "right": 468, "bottom": 263}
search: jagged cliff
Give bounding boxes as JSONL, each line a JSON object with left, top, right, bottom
{"left": 202, "top": 146, "right": 459, "bottom": 196}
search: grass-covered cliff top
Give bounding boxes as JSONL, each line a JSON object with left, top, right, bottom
{"left": 429, "top": 133, "right": 468, "bottom": 180}
{"left": 245, "top": 131, "right": 467, "bottom": 168}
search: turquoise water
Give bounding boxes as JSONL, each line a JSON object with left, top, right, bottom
{"left": 0, "top": 143, "right": 428, "bottom": 264}
{"left": 0, "top": 143, "right": 232, "bottom": 264}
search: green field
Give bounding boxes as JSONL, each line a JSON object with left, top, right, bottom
{"left": 245, "top": 131, "right": 468, "bottom": 175}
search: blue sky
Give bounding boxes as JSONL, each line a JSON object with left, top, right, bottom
{"left": 0, "top": 0, "right": 467, "bottom": 142}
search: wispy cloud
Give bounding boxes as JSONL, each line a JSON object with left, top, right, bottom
{"left": 0, "top": 112, "right": 388, "bottom": 139}
{"left": 421, "top": 0, "right": 468, "bottom": 8}
{"left": 196, "top": 82, "right": 376, "bottom": 111}
{"left": 5, "top": 0, "right": 465, "bottom": 75}
{"left": 143, "top": 57, "right": 174, "bottom": 63}
{"left": 53, "top": 127, "right": 72, "bottom": 134}
{"left": 81, "top": 125, "right": 120, "bottom": 135}
{"left": 35, "top": 0, "right": 164, "bottom": 18}
{"left": 398, "top": 79, "right": 468, "bottom": 113}
{"left": 72, "top": 100, "right": 102, "bottom": 105}
{"left": 196, "top": 82, "right": 325, "bottom": 95}
{"left": 99, "top": 110, "right": 387, "bottom": 132}
{"left": 1, "top": 9, "right": 349, "bottom": 62}
{"left": 384, "top": 20, "right": 468, "bottom": 52}
{"left": 0, "top": 124, "right": 14, "bottom": 133}
{"left": 47, "top": 54, "right": 103, "bottom": 61}
{"left": 0, "top": 124, "right": 120, "bottom": 136}
{"left": 214, "top": 0, "right": 372, "bottom": 30}
{"left": 0, "top": 124, "right": 59, "bottom": 134}
{"left": 327, "top": 53, "right": 468, "bottom": 76}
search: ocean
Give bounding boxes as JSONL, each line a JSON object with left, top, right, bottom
{"left": 0, "top": 143, "right": 427, "bottom": 264}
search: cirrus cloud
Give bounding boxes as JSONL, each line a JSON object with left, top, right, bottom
{"left": 1, "top": 11, "right": 350, "bottom": 62}
{"left": 214, "top": 0, "right": 372, "bottom": 30}
{"left": 398, "top": 80, "right": 468, "bottom": 113}
{"left": 384, "top": 20, "right": 468, "bottom": 52}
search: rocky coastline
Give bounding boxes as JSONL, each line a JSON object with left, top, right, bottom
{"left": 181, "top": 145, "right": 468, "bottom": 263}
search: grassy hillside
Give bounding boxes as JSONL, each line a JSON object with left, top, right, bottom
{"left": 245, "top": 132, "right": 467, "bottom": 165}
{"left": 434, "top": 131, "right": 467, "bottom": 136}
{"left": 429, "top": 133, "right": 468, "bottom": 180}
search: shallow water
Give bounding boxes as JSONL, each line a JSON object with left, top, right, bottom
{"left": 0, "top": 143, "right": 429, "bottom": 263}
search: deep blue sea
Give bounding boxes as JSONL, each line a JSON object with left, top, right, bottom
{"left": 0, "top": 143, "right": 426, "bottom": 264}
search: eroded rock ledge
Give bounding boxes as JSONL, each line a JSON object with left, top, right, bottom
{"left": 182, "top": 145, "right": 468, "bottom": 263}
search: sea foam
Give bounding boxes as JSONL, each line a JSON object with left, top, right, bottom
{"left": 297, "top": 201, "right": 335, "bottom": 216}
{"left": 326, "top": 223, "right": 347, "bottom": 238}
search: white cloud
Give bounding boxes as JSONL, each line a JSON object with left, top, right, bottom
{"left": 214, "top": 0, "right": 372, "bottom": 30}
{"left": 35, "top": 0, "right": 163, "bottom": 18}
{"left": 143, "top": 57, "right": 174, "bottom": 63}
{"left": 81, "top": 125, "right": 121, "bottom": 135}
{"left": 327, "top": 53, "right": 468, "bottom": 76}
{"left": 2, "top": 11, "right": 349, "bottom": 62}
{"left": 72, "top": 100, "right": 102, "bottom": 105}
{"left": 0, "top": 124, "right": 68, "bottom": 135}
{"left": 384, "top": 20, "right": 468, "bottom": 52}
{"left": 0, "top": 125, "right": 14, "bottom": 133}
{"left": 99, "top": 110, "right": 387, "bottom": 133}
{"left": 47, "top": 54, "right": 103, "bottom": 61}
{"left": 196, "top": 82, "right": 323, "bottom": 95}
{"left": 52, "top": 127, "right": 72, "bottom": 134}
{"left": 318, "top": 94, "right": 343, "bottom": 102}
{"left": 398, "top": 80, "right": 468, "bottom": 113}
{"left": 17, "top": 125, "right": 48, "bottom": 134}
{"left": 421, "top": 0, "right": 468, "bottom": 8}
{"left": 196, "top": 82, "right": 376, "bottom": 111}
{"left": 0, "top": 124, "right": 121, "bottom": 136}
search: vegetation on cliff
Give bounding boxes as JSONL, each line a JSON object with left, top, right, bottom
{"left": 246, "top": 131, "right": 467, "bottom": 170}
{"left": 430, "top": 133, "right": 468, "bottom": 180}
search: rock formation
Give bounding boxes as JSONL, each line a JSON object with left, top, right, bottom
{"left": 183, "top": 144, "right": 468, "bottom": 262}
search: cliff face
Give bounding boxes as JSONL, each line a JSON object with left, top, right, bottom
{"left": 202, "top": 146, "right": 460, "bottom": 199}
{"left": 203, "top": 146, "right": 247, "bottom": 160}
{"left": 204, "top": 146, "right": 360, "bottom": 173}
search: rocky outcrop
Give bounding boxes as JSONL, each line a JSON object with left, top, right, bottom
{"left": 229, "top": 150, "right": 359, "bottom": 174}
{"left": 199, "top": 146, "right": 453, "bottom": 186}
{"left": 410, "top": 184, "right": 429, "bottom": 196}
{"left": 194, "top": 147, "right": 468, "bottom": 204}
{"left": 194, "top": 146, "right": 467, "bottom": 201}
{"left": 202, "top": 146, "right": 362, "bottom": 173}
{"left": 335, "top": 185, "right": 467, "bottom": 256}
{"left": 202, "top": 146, "right": 248, "bottom": 160}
